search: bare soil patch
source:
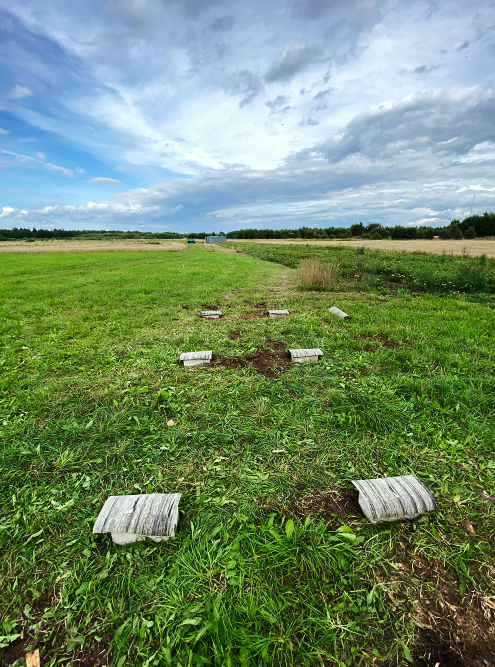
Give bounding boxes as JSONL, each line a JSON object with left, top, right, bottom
{"left": 242, "top": 311, "right": 267, "bottom": 319}
{"left": 213, "top": 340, "right": 290, "bottom": 378}
{"left": 286, "top": 487, "right": 363, "bottom": 529}
{"left": 0, "top": 592, "right": 111, "bottom": 667}
{"left": 375, "top": 553, "right": 495, "bottom": 667}
{"left": 232, "top": 238, "right": 495, "bottom": 258}
{"left": 228, "top": 331, "right": 242, "bottom": 340}
{"left": 356, "top": 334, "right": 402, "bottom": 349}
{"left": 0, "top": 240, "right": 186, "bottom": 254}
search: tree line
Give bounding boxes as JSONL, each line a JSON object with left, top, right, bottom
{"left": 0, "top": 212, "right": 493, "bottom": 242}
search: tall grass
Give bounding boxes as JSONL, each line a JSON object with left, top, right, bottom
{"left": 298, "top": 259, "right": 339, "bottom": 291}
{"left": 240, "top": 243, "right": 495, "bottom": 295}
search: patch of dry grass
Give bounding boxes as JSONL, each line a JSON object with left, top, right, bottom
{"left": 298, "top": 258, "right": 340, "bottom": 290}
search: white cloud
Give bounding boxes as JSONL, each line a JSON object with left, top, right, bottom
{"left": 457, "top": 184, "right": 495, "bottom": 193}
{"left": 0, "top": 127, "right": 10, "bottom": 135}
{"left": 85, "top": 177, "right": 122, "bottom": 184}
{"left": 0, "top": 206, "right": 16, "bottom": 218}
{"left": 43, "top": 163, "right": 74, "bottom": 177}
{"left": 0, "top": 206, "right": 27, "bottom": 219}
{"left": 7, "top": 84, "right": 33, "bottom": 99}
{"left": 36, "top": 152, "right": 46, "bottom": 160}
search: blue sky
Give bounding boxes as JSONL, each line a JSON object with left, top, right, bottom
{"left": 1, "top": 0, "right": 494, "bottom": 232}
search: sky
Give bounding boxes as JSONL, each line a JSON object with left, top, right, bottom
{"left": 0, "top": 0, "right": 494, "bottom": 233}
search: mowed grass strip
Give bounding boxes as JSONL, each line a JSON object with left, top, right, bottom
{"left": 0, "top": 246, "right": 494, "bottom": 667}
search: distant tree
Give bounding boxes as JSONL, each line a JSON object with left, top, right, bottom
{"left": 350, "top": 222, "right": 365, "bottom": 236}
{"left": 464, "top": 226, "right": 476, "bottom": 239}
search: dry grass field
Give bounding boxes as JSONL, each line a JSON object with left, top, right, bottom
{"left": 2, "top": 237, "right": 495, "bottom": 256}
{"left": 0, "top": 239, "right": 187, "bottom": 253}
{"left": 232, "top": 237, "right": 495, "bottom": 257}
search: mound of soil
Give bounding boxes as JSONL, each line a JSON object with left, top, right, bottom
{"left": 287, "top": 486, "right": 363, "bottom": 529}
{"left": 253, "top": 302, "right": 268, "bottom": 308}
{"left": 228, "top": 331, "right": 242, "bottom": 340}
{"left": 356, "top": 334, "right": 402, "bottom": 349}
{"left": 213, "top": 340, "right": 291, "bottom": 378}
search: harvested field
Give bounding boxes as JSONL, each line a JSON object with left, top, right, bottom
{"left": 232, "top": 237, "right": 495, "bottom": 257}
{"left": 0, "top": 239, "right": 186, "bottom": 253}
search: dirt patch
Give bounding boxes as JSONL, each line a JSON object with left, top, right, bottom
{"left": 70, "top": 642, "right": 111, "bottom": 666}
{"left": 242, "top": 311, "right": 267, "bottom": 319}
{"left": 253, "top": 302, "right": 268, "bottom": 308}
{"left": 375, "top": 552, "right": 495, "bottom": 667}
{"left": 212, "top": 340, "right": 291, "bottom": 378}
{"left": 202, "top": 304, "right": 219, "bottom": 310}
{"left": 356, "top": 334, "right": 402, "bottom": 349}
{"left": 228, "top": 331, "right": 242, "bottom": 340}
{"left": 285, "top": 487, "right": 363, "bottom": 529}
{"left": 0, "top": 590, "right": 111, "bottom": 667}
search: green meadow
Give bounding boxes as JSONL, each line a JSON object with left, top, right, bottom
{"left": 0, "top": 245, "right": 494, "bottom": 667}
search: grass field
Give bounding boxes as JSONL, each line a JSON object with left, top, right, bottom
{"left": 0, "top": 245, "right": 494, "bottom": 667}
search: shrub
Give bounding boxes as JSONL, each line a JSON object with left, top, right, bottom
{"left": 298, "top": 259, "right": 338, "bottom": 291}
{"left": 464, "top": 226, "right": 476, "bottom": 239}
{"left": 371, "top": 232, "right": 382, "bottom": 240}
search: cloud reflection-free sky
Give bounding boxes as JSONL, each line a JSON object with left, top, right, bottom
{"left": 0, "top": 0, "right": 494, "bottom": 231}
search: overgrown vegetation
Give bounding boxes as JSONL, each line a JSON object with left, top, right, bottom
{"left": 234, "top": 243, "right": 495, "bottom": 296}
{"left": 297, "top": 259, "right": 340, "bottom": 291}
{"left": 0, "top": 246, "right": 494, "bottom": 666}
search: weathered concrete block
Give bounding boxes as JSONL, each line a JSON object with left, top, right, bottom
{"left": 93, "top": 493, "right": 181, "bottom": 545}
{"left": 180, "top": 351, "right": 212, "bottom": 367}
{"left": 352, "top": 475, "right": 437, "bottom": 524}
{"left": 268, "top": 309, "right": 289, "bottom": 318}
{"left": 201, "top": 311, "right": 222, "bottom": 319}
{"left": 329, "top": 306, "right": 350, "bottom": 319}
{"left": 289, "top": 348, "right": 323, "bottom": 363}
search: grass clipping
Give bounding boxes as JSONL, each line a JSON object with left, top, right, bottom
{"left": 298, "top": 258, "right": 339, "bottom": 291}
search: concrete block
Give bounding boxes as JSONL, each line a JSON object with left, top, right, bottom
{"left": 93, "top": 493, "right": 181, "bottom": 545}
{"left": 289, "top": 348, "right": 323, "bottom": 363}
{"left": 180, "top": 351, "right": 212, "bottom": 367}
{"left": 352, "top": 475, "right": 437, "bottom": 524}
{"left": 329, "top": 306, "right": 350, "bottom": 319}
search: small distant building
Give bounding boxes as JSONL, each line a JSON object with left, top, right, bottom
{"left": 205, "top": 236, "right": 227, "bottom": 243}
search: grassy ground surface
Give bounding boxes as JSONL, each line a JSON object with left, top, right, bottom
{"left": 0, "top": 245, "right": 494, "bottom": 667}
{"left": 231, "top": 243, "right": 495, "bottom": 297}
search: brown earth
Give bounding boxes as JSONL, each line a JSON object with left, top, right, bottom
{"left": 213, "top": 340, "right": 291, "bottom": 378}
{"left": 232, "top": 238, "right": 495, "bottom": 258}
{"left": 356, "top": 334, "right": 402, "bottom": 349}
{"left": 0, "top": 240, "right": 186, "bottom": 253}
{"left": 228, "top": 331, "right": 242, "bottom": 340}
{"left": 374, "top": 552, "right": 495, "bottom": 667}
{"left": 284, "top": 486, "right": 363, "bottom": 530}
{"left": 0, "top": 592, "right": 111, "bottom": 667}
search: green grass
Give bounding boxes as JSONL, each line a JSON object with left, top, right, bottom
{"left": 231, "top": 243, "right": 495, "bottom": 296}
{"left": 1, "top": 245, "right": 494, "bottom": 667}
